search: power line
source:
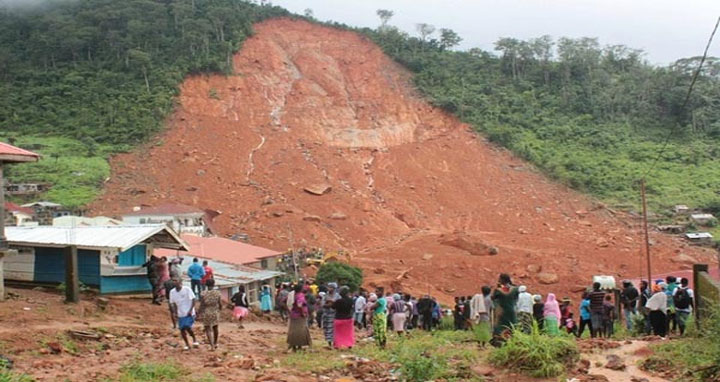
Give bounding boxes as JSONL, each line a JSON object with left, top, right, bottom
{"left": 641, "top": 15, "right": 720, "bottom": 179}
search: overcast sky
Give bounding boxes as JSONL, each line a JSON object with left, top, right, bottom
{"left": 272, "top": 0, "right": 720, "bottom": 65}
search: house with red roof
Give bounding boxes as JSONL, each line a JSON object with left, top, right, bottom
{"left": 1, "top": 141, "right": 40, "bottom": 301}
{"left": 154, "top": 234, "right": 285, "bottom": 303}
{"left": 155, "top": 234, "right": 283, "bottom": 271}
{"left": 121, "top": 204, "right": 219, "bottom": 236}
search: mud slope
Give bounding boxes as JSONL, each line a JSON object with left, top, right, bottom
{"left": 92, "top": 19, "right": 713, "bottom": 300}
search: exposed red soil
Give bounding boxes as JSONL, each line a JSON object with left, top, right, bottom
{"left": 91, "top": 18, "right": 714, "bottom": 303}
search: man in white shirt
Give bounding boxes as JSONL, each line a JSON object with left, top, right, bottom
{"left": 671, "top": 277, "right": 695, "bottom": 336}
{"left": 169, "top": 278, "right": 199, "bottom": 350}
{"left": 354, "top": 291, "right": 367, "bottom": 329}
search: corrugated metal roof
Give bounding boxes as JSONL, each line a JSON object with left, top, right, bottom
{"left": 176, "top": 258, "right": 282, "bottom": 289}
{"left": 122, "top": 204, "right": 205, "bottom": 216}
{"left": 0, "top": 142, "right": 40, "bottom": 162}
{"left": 21, "top": 201, "right": 62, "bottom": 208}
{"left": 685, "top": 232, "right": 713, "bottom": 239}
{"left": 6, "top": 224, "right": 189, "bottom": 251}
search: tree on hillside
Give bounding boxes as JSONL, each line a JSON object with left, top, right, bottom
{"left": 439, "top": 28, "right": 462, "bottom": 50}
{"left": 316, "top": 262, "right": 363, "bottom": 292}
{"left": 376, "top": 9, "right": 394, "bottom": 30}
{"left": 303, "top": 8, "right": 314, "bottom": 19}
{"left": 416, "top": 23, "right": 435, "bottom": 42}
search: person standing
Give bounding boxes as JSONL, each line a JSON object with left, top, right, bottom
{"left": 155, "top": 257, "right": 170, "bottom": 303}
{"left": 470, "top": 291, "right": 487, "bottom": 325}
{"left": 277, "top": 284, "right": 290, "bottom": 322}
{"left": 321, "top": 298, "right": 336, "bottom": 347}
{"left": 672, "top": 277, "right": 694, "bottom": 335}
{"left": 287, "top": 284, "right": 312, "bottom": 351}
{"left": 417, "top": 295, "right": 434, "bottom": 331}
{"left": 602, "top": 295, "right": 616, "bottom": 337}
{"left": 410, "top": 296, "right": 420, "bottom": 329}
{"left": 332, "top": 286, "right": 355, "bottom": 349}
{"left": 354, "top": 290, "right": 367, "bottom": 329}
{"left": 431, "top": 298, "right": 442, "bottom": 328}
{"left": 491, "top": 274, "right": 519, "bottom": 338}
{"left": 201, "top": 260, "right": 214, "bottom": 291}
{"left": 532, "top": 294, "right": 545, "bottom": 331}
{"left": 664, "top": 276, "right": 679, "bottom": 334}
{"left": 199, "top": 278, "right": 222, "bottom": 350}
{"left": 169, "top": 257, "right": 184, "bottom": 280}
{"left": 371, "top": 289, "right": 388, "bottom": 348}
{"left": 404, "top": 294, "right": 415, "bottom": 330}
{"left": 169, "top": 278, "right": 199, "bottom": 350}
{"left": 620, "top": 280, "right": 639, "bottom": 331}
{"left": 306, "top": 287, "right": 317, "bottom": 328}
{"left": 577, "top": 292, "right": 592, "bottom": 338}
{"left": 462, "top": 296, "right": 472, "bottom": 330}
{"left": 453, "top": 297, "right": 464, "bottom": 330}
{"left": 230, "top": 286, "right": 249, "bottom": 329}
{"left": 543, "top": 293, "right": 561, "bottom": 336}
{"left": 142, "top": 255, "right": 159, "bottom": 304}
{"left": 646, "top": 283, "right": 668, "bottom": 338}
{"left": 516, "top": 286, "right": 534, "bottom": 333}
{"left": 482, "top": 286, "right": 494, "bottom": 327}
{"left": 588, "top": 282, "right": 606, "bottom": 338}
{"left": 260, "top": 285, "right": 273, "bottom": 314}
{"left": 389, "top": 294, "right": 409, "bottom": 336}
{"left": 187, "top": 258, "right": 205, "bottom": 296}
{"left": 639, "top": 280, "right": 652, "bottom": 335}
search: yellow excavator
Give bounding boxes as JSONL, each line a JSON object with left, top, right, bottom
{"left": 305, "top": 249, "right": 350, "bottom": 267}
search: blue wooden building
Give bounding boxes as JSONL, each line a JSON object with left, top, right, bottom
{"left": 3, "top": 225, "right": 188, "bottom": 294}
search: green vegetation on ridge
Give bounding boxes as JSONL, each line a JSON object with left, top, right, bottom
{"left": 0, "top": 0, "right": 288, "bottom": 207}
{"left": 357, "top": 17, "right": 720, "bottom": 212}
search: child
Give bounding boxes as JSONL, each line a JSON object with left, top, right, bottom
{"left": 565, "top": 312, "right": 578, "bottom": 335}
{"left": 602, "top": 295, "right": 616, "bottom": 337}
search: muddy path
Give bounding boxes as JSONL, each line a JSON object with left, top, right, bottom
{"left": 581, "top": 340, "right": 670, "bottom": 382}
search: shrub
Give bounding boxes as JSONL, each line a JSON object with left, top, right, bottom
{"left": 316, "top": 262, "right": 363, "bottom": 292}
{"left": 113, "top": 362, "right": 186, "bottom": 382}
{"left": 489, "top": 326, "right": 579, "bottom": 378}
{"left": 0, "top": 360, "right": 34, "bottom": 382}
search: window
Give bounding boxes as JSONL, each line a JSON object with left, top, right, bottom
{"left": 260, "top": 259, "right": 268, "bottom": 269}
{"left": 139, "top": 218, "right": 146, "bottom": 224}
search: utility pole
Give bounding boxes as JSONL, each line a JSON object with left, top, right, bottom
{"left": 287, "top": 224, "right": 299, "bottom": 282}
{"left": 640, "top": 179, "right": 652, "bottom": 285}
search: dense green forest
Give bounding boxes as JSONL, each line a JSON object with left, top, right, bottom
{"left": 1, "top": 1, "right": 719, "bottom": 217}
{"left": 355, "top": 15, "right": 720, "bottom": 213}
{"left": 0, "top": 0, "right": 288, "bottom": 207}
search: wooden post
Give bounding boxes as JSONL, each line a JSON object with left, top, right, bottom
{"left": 0, "top": 162, "right": 6, "bottom": 250}
{"left": 0, "top": 162, "right": 6, "bottom": 302}
{"left": 640, "top": 179, "right": 652, "bottom": 286}
{"left": 693, "top": 263, "right": 708, "bottom": 328}
{"left": 65, "top": 245, "right": 79, "bottom": 303}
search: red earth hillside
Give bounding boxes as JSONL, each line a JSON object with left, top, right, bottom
{"left": 91, "top": 18, "right": 714, "bottom": 303}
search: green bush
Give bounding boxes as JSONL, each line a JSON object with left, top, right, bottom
{"left": 489, "top": 326, "right": 579, "bottom": 378}
{"left": 0, "top": 360, "right": 34, "bottom": 382}
{"left": 316, "top": 262, "right": 363, "bottom": 292}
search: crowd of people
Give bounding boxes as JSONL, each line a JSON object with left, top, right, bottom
{"left": 273, "top": 280, "right": 451, "bottom": 351}
{"left": 143, "top": 256, "right": 697, "bottom": 351}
